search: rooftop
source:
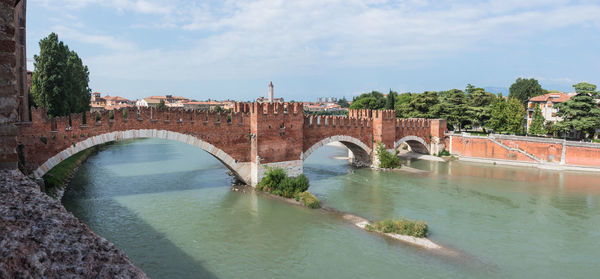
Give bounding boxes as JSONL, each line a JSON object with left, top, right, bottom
{"left": 529, "top": 92, "right": 571, "bottom": 103}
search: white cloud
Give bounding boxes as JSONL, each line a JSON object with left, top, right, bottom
{"left": 33, "top": 0, "right": 600, "bottom": 83}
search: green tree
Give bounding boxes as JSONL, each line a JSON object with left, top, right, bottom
{"left": 157, "top": 99, "right": 167, "bottom": 110}
{"left": 466, "top": 86, "right": 497, "bottom": 132}
{"left": 31, "top": 33, "right": 91, "bottom": 117}
{"left": 489, "top": 97, "right": 526, "bottom": 134}
{"left": 443, "top": 89, "right": 471, "bottom": 131}
{"left": 337, "top": 97, "right": 350, "bottom": 108}
{"left": 554, "top": 82, "right": 600, "bottom": 139}
{"left": 528, "top": 106, "right": 547, "bottom": 136}
{"left": 508, "top": 77, "right": 546, "bottom": 105}
{"left": 385, "top": 90, "right": 397, "bottom": 109}
{"left": 396, "top": 91, "right": 439, "bottom": 118}
{"left": 349, "top": 91, "right": 386, "bottom": 110}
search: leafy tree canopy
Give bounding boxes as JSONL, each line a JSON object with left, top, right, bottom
{"left": 31, "top": 33, "right": 91, "bottom": 117}
{"left": 554, "top": 82, "right": 600, "bottom": 139}
{"left": 508, "top": 77, "right": 547, "bottom": 105}
{"left": 349, "top": 91, "right": 386, "bottom": 110}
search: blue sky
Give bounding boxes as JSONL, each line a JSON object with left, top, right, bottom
{"left": 27, "top": 0, "right": 600, "bottom": 101}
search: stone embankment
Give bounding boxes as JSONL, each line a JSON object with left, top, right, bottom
{"left": 0, "top": 170, "right": 147, "bottom": 278}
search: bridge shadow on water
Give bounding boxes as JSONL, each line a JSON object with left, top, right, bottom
{"left": 66, "top": 197, "right": 220, "bottom": 279}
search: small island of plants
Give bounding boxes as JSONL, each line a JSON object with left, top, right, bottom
{"left": 376, "top": 143, "right": 401, "bottom": 169}
{"left": 366, "top": 217, "right": 428, "bottom": 238}
{"left": 256, "top": 168, "right": 320, "bottom": 209}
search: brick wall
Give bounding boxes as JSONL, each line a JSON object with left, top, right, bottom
{"left": 450, "top": 134, "right": 600, "bottom": 168}
{"left": 0, "top": 0, "right": 17, "bottom": 170}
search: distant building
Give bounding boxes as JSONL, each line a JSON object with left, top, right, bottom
{"left": 136, "top": 95, "right": 190, "bottom": 108}
{"left": 257, "top": 81, "right": 283, "bottom": 103}
{"left": 317, "top": 97, "right": 337, "bottom": 103}
{"left": 526, "top": 92, "right": 571, "bottom": 130}
{"left": 90, "top": 92, "right": 133, "bottom": 112}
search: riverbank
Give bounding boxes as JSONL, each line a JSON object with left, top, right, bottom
{"left": 0, "top": 170, "right": 147, "bottom": 278}
{"left": 456, "top": 156, "right": 600, "bottom": 173}
{"left": 43, "top": 142, "right": 113, "bottom": 200}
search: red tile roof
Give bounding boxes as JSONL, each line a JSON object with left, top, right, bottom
{"left": 529, "top": 92, "right": 571, "bottom": 103}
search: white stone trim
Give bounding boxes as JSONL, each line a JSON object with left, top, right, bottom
{"left": 302, "top": 135, "right": 371, "bottom": 160}
{"left": 34, "top": 130, "right": 250, "bottom": 184}
{"left": 394, "top": 136, "right": 430, "bottom": 153}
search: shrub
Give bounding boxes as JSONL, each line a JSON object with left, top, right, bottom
{"left": 402, "top": 144, "right": 408, "bottom": 150}
{"left": 376, "top": 142, "right": 400, "bottom": 169}
{"left": 296, "top": 192, "right": 320, "bottom": 208}
{"left": 258, "top": 169, "right": 317, "bottom": 208}
{"left": 366, "top": 218, "right": 428, "bottom": 238}
{"left": 256, "top": 167, "right": 287, "bottom": 192}
{"left": 122, "top": 109, "right": 127, "bottom": 119}
{"left": 71, "top": 134, "right": 76, "bottom": 138}
{"left": 109, "top": 111, "right": 114, "bottom": 120}
{"left": 40, "top": 136, "right": 47, "bottom": 144}
{"left": 437, "top": 149, "right": 450, "bottom": 156}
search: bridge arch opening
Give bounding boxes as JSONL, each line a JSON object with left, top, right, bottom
{"left": 302, "top": 136, "right": 372, "bottom": 167}
{"left": 394, "top": 136, "right": 430, "bottom": 154}
{"left": 34, "top": 130, "right": 251, "bottom": 184}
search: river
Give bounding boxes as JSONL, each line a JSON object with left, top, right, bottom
{"left": 62, "top": 138, "right": 600, "bottom": 278}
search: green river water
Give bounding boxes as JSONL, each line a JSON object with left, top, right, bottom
{"left": 62, "top": 138, "right": 600, "bottom": 278}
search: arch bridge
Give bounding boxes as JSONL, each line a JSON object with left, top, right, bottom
{"left": 14, "top": 103, "right": 446, "bottom": 186}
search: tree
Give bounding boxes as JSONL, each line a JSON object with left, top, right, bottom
{"left": 31, "top": 33, "right": 91, "bottom": 117}
{"left": 443, "top": 89, "right": 471, "bottom": 131}
{"left": 157, "top": 99, "right": 167, "bottom": 110}
{"left": 349, "top": 91, "right": 386, "bottom": 110}
{"left": 466, "top": 86, "right": 497, "bottom": 132}
{"left": 385, "top": 90, "right": 397, "bottom": 109}
{"left": 508, "top": 78, "right": 546, "bottom": 105}
{"left": 337, "top": 97, "right": 350, "bottom": 108}
{"left": 528, "top": 106, "right": 547, "bottom": 136}
{"left": 396, "top": 91, "right": 439, "bottom": 118}
{"left": 488, "top": 97, "right": 525, "bottom": 134}
{"left": 554, "top": 82, "right": 600, "bottom": 139}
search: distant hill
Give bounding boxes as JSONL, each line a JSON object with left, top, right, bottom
{"left": 483, "top": 87, "right": 509, "bottom": 96}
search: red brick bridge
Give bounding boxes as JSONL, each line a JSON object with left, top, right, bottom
{"left": 16, "top": 103, "right": 446, "bottom": 185}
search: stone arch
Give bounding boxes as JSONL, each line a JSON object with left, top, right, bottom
{"left": 394, "top": 136, "right": 430, "bottom": 154}
{"left": 302, "top": 135, "right": 372, "bottom": 167}
{"left": 33, "top": 129, "right": 251, "bottom": 184}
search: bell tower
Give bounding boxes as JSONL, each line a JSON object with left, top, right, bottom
{"left": 268, "top": 81, "right": 274, "bottom": 103}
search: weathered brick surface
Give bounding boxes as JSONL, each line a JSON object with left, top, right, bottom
{"left": 17, "top": 103, "right": 446, "bottom": 178}
{"left": 450, "top": 134, "right": 600, "bottom": 167}
{"left": 0, "top": 1, "right": 17, "bottom": 170}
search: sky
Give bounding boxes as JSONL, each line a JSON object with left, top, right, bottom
{"left": 27, "top": 0, "right": 600, "bottom": 101}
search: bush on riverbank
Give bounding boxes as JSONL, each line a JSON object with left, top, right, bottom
{"left": 257, "top": 168, "right": 319, "bottom": 208}
{"left": 376, "top": 143, "right": 400, "bottom": 169}
{"left": 437, "top": 149, "right": 451, "bottom": 156}
{"left": 366, "top": 218, "right": 428, "bottom": 238}
{"left": 295, "top": 192, "right": 320, "bottom": 208}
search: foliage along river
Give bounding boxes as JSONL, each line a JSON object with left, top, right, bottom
{"left": 62, "top": 138, "right": 600, "bottom": 278}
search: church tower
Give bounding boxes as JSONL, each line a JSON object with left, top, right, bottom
{"left": 268, "top": 81, "right": 274, "bottom": 103}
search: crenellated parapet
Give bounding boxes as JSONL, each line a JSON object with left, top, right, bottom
{"left": 17, "top": 103, "right": 447, "bottom": 185}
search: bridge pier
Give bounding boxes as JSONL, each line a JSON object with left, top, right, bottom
{"left": 250, "top": 159, "right": 303, "bottom": 186}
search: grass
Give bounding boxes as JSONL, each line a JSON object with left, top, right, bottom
{"left": 295, "top": 191, "right": 320, "bottom": 209}
{"left": 365, "top": 218, "right": 428, "bottom": 238}
{"left": 43, "top": 147, "right": 96, "bottom": 198}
